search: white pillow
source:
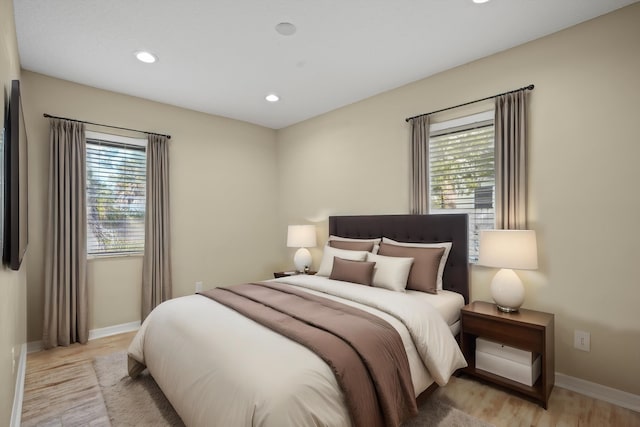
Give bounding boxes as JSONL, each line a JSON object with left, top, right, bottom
{"left": 381, "top": 238, "right": 452, "bottom": 290}
{"left": 317, "top": 246, "right": 369, "bottom": 277}
{"left": 366, "top": 253, "right": 414, "bottom": 292}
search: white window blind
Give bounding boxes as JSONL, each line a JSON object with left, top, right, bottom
{"left": 86, "top": 137, "right": 146, "bottom": 255}
{"left": 429, "top": 113, "right": 495, "bottom": 262}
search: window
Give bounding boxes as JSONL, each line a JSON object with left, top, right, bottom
{"left": 429, "top": 111, "right": 495, "bottom": 262}
{"left": 86, "top": 132, "right": 146, "bottom": 256}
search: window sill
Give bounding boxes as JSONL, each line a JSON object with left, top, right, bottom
{"left": 87, "top": 252, "right": 144, "bottom": 261}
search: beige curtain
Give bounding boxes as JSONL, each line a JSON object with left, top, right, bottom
{"left": 409, "top": 115, "right": 430, "bottom": 214}
{"left": 43, "top": 119, "right": 88, "bottom": 349}
{"left": 495, "top": 90, "right": 528, "bottom": 229}
{"left": 141, "top": 134, "right": 172, "bottom": 319}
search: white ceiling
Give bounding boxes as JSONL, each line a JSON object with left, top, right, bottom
{"left": 14, "top": 0, "right": 637, "bottom": 129}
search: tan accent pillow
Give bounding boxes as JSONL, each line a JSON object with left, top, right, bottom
{"left": 329, "top": 240, "right": 375, "bottom": 252}
{"left": 329, "top": 257, "right": 376, "bottom": 286}
{"left": 382, "top": 238, "right": 451, "bottom": 290}
{"left": 378, "top": 243, "right": 445, "bottom": 294}
{"left": 317, "top": 246, "right": 369, "bottom": 277}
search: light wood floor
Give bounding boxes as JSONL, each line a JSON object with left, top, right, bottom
{"left": 21, "top": 332, "right": 136, "bottom": 426}
{"left": 22, "top": 332, "right": 640, "bottom": 426}
{"left": 437, "top": 375, "right": 640, "bottom": 427}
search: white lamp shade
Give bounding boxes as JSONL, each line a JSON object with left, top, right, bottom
{"left": 287, "top": 225, "right": 317, "bottom": 248}
{"left": 477, "top": 230, "right": 538, "bottom": 270}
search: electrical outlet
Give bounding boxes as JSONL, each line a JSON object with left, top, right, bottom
{"left": 195, "top": 281, "right": 203, "bottom": 292}
{"left": 574, "top": 330, "right": 590, "bottom": 352}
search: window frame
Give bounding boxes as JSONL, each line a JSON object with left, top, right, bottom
{"left": 428, "top": 111, "right": 495, "bottom": 263}
{"left": 85, "top": 131, "right": 147, "bottom": 258}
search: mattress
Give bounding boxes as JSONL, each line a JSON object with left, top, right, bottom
{"left": 406, "top": 289, "right": 465, "bottom": 334}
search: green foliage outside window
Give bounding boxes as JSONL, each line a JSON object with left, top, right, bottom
{"left": 86, "top": 140, "right": 146, "bottom": 255}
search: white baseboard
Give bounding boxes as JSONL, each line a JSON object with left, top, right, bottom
{"left": 10, "top": 343, "right": 27, "bottom": 427}
{"left": 88, "top": 320, "right": 141, "bottom": 341}
{"left": 556, "top": 373, "right": 640, "bottom": 412}
{"left": 27, "top": 320, "right": 141, "bottom": 354}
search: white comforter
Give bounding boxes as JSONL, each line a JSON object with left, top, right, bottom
{"left": 128, "top": 275, "right": 467, "bottom": 427}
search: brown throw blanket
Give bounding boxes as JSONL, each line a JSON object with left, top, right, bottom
{"left": 199, "top": 281, "right": 417, "bottom": 427}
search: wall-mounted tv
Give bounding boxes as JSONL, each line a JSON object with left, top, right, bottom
{"left": 4, "top": 79, "right": 28, "bottom": 270}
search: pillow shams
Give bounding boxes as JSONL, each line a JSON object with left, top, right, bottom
{"left": 328, "top": 235, "right": 381, "bottom": 244}
{"left": 329, "top": 240, "right": 375, "bottom": 252}
{"left": 317, "top": 246, "right": 369, "bottom": 277}
{"left": 329, "top": 257, "right": 376, "bottom": 286}
{"left": 378, "top": 243, "right": 445, "bottom": 294}
{"left": 365, "top": 253, "right": 414, "bottom": 292}
{"left": 328, "top": 235, "right": 381, "bottom": 254}
{"left": 381, "top": 238, "right": 452, "bottom": 290}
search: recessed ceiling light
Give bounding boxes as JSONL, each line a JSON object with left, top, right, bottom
{"left": 275, "top": 22, "right": 296, "bottom": 36}
{"left": 135, "top": 51, "right": 157, "bottom": 63}
{"left": 265, "top": 94, "right": 280, "bottom": 102}
{"left": 473, "top": 0, "right": 490, "bottom": 3}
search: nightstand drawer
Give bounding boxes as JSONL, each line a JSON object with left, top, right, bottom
{"left": 463, "top": 315, "right": 542, "bottom": 351}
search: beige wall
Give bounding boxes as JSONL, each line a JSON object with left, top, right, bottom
{"left": 12, "top": 0, "right": 639, "bottom": 411}
{"left": 276, "top": 4, "right": 640, "bottom": 395}
{"left": 21, "top": 71, "right": 281, "bottom": 341}
{"left": 0, "top": 0, "right": 27, "bottom": 423}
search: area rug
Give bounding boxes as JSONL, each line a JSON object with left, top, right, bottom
{"left": 94, "top": 351, "right": 493, "bottom": 426}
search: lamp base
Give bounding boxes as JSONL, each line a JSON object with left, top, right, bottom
{"left": 490, "top": 268, "right": 525, "bottom": 313}
{"left": 293, "top": 248, "right": 312, "bottom": 273}
{"left": 496, "top": 304, "right": 520, "bottom": 313}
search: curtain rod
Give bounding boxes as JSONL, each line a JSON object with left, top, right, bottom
{"left": 404, "top": 84, "right": 534, "bottom": 123}
{"left": 43, "top": 113, "right": 171, "bottom": 139}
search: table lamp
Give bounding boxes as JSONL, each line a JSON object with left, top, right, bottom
{"left": 477, "top": 230, "right": 538, "bottom": 312}
{"left": 287, "top": 225, "right": 317, "bottom": 272}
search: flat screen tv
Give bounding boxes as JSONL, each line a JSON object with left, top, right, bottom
{"left": 4, "top": 79, "right": 28, "bottom": 270}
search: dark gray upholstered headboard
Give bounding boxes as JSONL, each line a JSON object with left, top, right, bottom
{"left": 328, "top": 214, "right": 469, "bottom": 303}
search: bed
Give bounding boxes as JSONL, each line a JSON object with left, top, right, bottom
{"left": 128, "top": 214, "right": 470, "bottom": 427}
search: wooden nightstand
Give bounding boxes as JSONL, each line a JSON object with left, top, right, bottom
{"left": 460, "top": 301, "right": 554, "bottom": 409}
{"left": 273, "top": 271, "right": 317, "bottom": 279}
